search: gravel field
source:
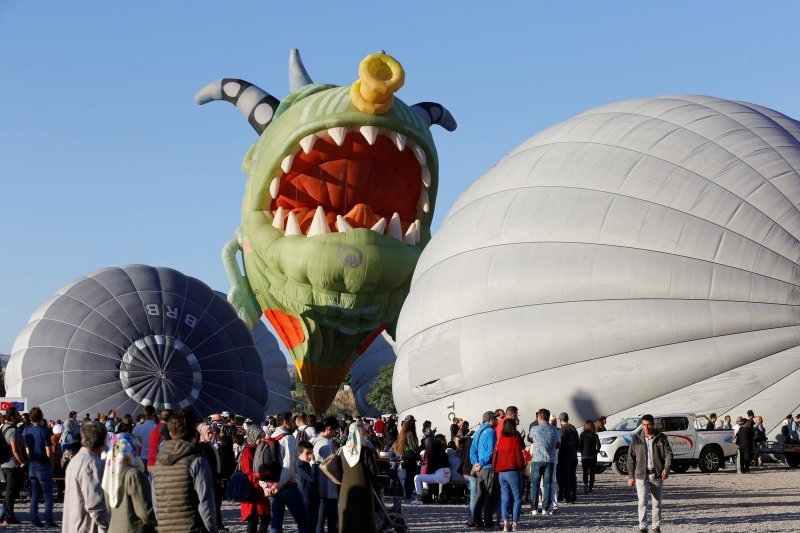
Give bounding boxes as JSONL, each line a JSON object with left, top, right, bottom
{"left": 3, "top": 463, "right": 798, "bottom": 531}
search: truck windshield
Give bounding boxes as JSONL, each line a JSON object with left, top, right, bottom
{"left": 609, "top": 417, "right": 641, "bottom": 431}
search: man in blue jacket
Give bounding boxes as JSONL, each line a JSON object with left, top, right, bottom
{"left": 469, "top": 411, "right": 498, "bottom": 528}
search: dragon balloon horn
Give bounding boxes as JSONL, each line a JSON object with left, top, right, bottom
{"left": 196, "top": 50, "right": 456, "bottom": 413}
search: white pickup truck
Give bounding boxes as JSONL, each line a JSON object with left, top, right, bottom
{"left": 596, "top": 413, "right": 737, "bottom": 475}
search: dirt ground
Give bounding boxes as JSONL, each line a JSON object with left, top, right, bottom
{"left": 4, "top": 462, "right": 798, "bottom": 531}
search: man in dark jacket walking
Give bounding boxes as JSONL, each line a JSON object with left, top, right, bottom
{"left": 626, "top": 415, "right": 672, "bottom": 533}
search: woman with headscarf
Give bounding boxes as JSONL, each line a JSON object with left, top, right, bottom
{"left": 339, "top": 423, "right": 379, "bottom": 532}
{"left": 240, "top": 426, "right": 270, "bottom": 533}
{"left": 101, "top": 432, "right": 156, "bottom": 532}
{"left": 60, "top": 418, "right": 83, "bottom": 475}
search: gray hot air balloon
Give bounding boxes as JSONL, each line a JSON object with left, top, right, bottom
{"left": 251, "top": 320, "right": 293, "bottom": 415}
{"left": 351, "top": 332, "right": 396, "bottom": 417}
{"left": 395, "top": 95, "right": 800, "bottom": 439}
{"left": 5, "top": 265, "right": 268, "bottom": 420}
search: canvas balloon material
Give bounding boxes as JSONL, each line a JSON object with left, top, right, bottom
{"left": 197, "top": 50, "right": 456, "bottom": 413}
{"left": 394, "top": 95, "right": 800, "bottom": 438}
{"left": 251, "top": 320, "right": 293, "bottom": 415}
{"left": 5, "top": 265, "right": 268, "bottom": 420}
{"left": 350, "top": 332, "right": 396, "bottom": 417}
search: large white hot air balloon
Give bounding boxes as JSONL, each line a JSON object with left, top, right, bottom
{"left": 394, "top": 95, "right": 800, "bottom": 438}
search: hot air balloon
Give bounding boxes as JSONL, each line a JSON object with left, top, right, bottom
{"left": 251, "top": 320, "right": 293, "bottom": 415}
{"left": 196, "top": 50, "right": 456, "bottom": 413}
{"left": 5, "top": 265, "right": 268, "bottom": 420}
{"left": 394, "top": 95, "right": 800, "bottom": 439}
{"left": 350, "top": 332, "right": 396, "bottom": 417}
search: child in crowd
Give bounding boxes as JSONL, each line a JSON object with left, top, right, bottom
{"left": 297, "top": 441, "right": 320, "bottom": 530}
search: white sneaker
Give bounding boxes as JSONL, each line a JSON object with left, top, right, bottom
{"left": 407, "top": 499, "right": 423, "bottom": 505}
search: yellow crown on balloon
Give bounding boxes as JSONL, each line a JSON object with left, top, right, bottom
{"left": 350, "top": 52, "right": 405, "bottom": 115}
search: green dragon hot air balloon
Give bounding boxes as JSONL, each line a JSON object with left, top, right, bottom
{"left": 196, "top": 50, "right": 456, "bottom": 412}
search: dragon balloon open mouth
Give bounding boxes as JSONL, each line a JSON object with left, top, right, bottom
{"left": 267, "top": 126, "right": 428, "bottom": 244}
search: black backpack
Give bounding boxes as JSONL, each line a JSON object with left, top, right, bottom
{"left": 252, "top": 433, "right": 285, "bottom": 482}
{"left": 294, "top": 426, "right": 312, "bottom": 445}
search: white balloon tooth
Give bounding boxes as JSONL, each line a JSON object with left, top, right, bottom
{"left": 269, "top": 176, "right": 281, "bottom": 199}
{"left": 387, "top": 213, "right": 403, "bottom": 241}
{"left": 285, "top": 211, "right": 303, "bottom": 236}
{"left": 281, "top": 154, "right": 294, "bottom": 173}
{"left": 328, "top": 127, "right": 347, "bottom": 146}
{"left": 307, "top": 206, "right": 330, "bottom": 237}
{"left": 299, "top": 134, "right": 317, "bottom": 155}
{"left": 360, "top": 126, "right": 379, "bottom": 145}
{"left": 371, "top": 218, "right": 386, "bottom": 234}
{"left": 404, "top": 224, "right": 416, "bottom": 245}
{"left": 411, "top": 143, "right": 426, "bottom": 165}
{"left": 414, "top": 220, "right": 421, "bottom": 244}
{"left": 272, "top": 206, "right": 284, "bottom": 231}
{"left": 421, "top": 166, "right": 431, "bottom": 188}
{"left": 418, "top": 188, "right": 430, "bottom": 213}
{"left": 336, "top": 215, "right": 353, "bottom": 233}
{"left": 392, "top": 132, "right": 407, "bottom": 151}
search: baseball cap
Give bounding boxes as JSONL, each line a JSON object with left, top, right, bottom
{"left": 559, "top": 412, "right": 569, "bottom": 421}
{"left": 482, "top": 411, "right": 497, "bottom": 423}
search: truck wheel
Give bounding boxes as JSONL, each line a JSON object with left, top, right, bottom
{"left": 671, "top": 464, "right": 690, "bottom": 473}
{"left": 698, "top": 447, "right": 721, "bottom": 473}
{"left": 786, "top": 453, "right": 800, "bottom": 468}
{"left": 612, "top": 448, "right": 629, "bottom": 476}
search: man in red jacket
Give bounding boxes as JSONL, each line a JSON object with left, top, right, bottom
{"left": 147, "top": 409, "right": 172, "bottom": 468}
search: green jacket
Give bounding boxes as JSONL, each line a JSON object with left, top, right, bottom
{"left": 107, "top": 466, "right": 156, "bottom": 533}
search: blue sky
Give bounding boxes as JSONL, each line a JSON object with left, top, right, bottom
{"left": 1, "top": 2, "right": 799, "bottom": 354}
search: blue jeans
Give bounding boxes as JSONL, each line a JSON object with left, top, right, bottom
{"left": 466, "top": 474, "right": 478, "bottom": 520}
{"left": 498, "top": 470, "right": 522, "bottom": 522}
{"left": 316, "top": 497, "right": 338, "bottom": 533}
{"left": 270, "top": 484, "right": 311, "bottom": 533}
{"left": 530, "top": 462, "right": 554, "bottom": 511}
{"left": 29, "top": 462, "right": 53, "bottom": 523}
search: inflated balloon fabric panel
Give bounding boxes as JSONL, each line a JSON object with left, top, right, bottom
{"left": 6, "top": 265, "right": 268, "bottom": 420}
{"left": 608, "top": 346, "right": 800, "bottom": 438}
{"left": 351, "top": 332, "right": 396, "bottom": 417}
{"left": 394, "top": 95, "right": 800, "bottom": 432}
{"left": 251, "top": 321, "right": 293, "bottom": 415}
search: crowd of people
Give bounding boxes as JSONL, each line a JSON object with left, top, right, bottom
{"left": 0, "top": 402, "right": 796, "bottom": 532}
{"left": 381, "top": 407, "right": 796, "bottom": 533}
{"left": 0, "top": 405, "right": 388, "bottom": 532}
